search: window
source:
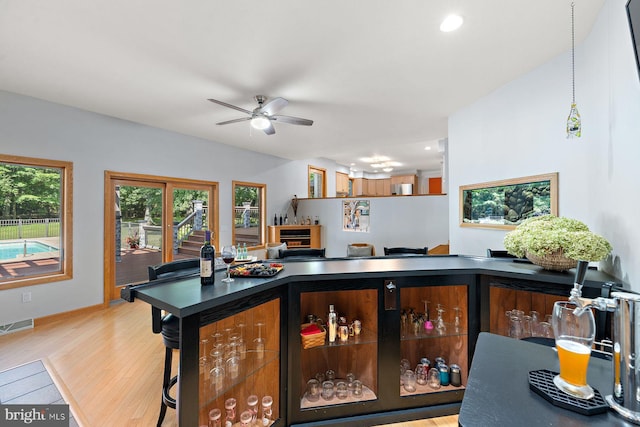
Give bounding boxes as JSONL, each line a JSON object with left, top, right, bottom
{"left": 308, "top": 166, "right": 326, "bottom": 198}
{"left": 0, "top": 155, "right": 73, "bottom": 289}
{"left": 232, "top": 181, "right": 266, "bottom": 249}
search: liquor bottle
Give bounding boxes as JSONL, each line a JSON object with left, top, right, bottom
{"left": 279, "top": 215, "right": 283, "bottom": 225}
{"left": 200, "top": 230, "right": 215, "bottom": 285}
{"left": 328, "top": 304, "right": 338, "bottom": 343}
{"left": 273, "top": 213, "right": 278, "bottom": 226}
{"left": 284, "top": 213, "right": 289, "bottom": 225}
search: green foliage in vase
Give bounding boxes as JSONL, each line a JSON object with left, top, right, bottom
{"left": 503, "top": 215, "right": 612, "bottom": 261}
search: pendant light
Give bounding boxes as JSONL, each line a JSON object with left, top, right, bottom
{"left": 566, "top": 2, "right": 581, "bottom": 138}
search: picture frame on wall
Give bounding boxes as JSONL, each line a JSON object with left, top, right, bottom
{"left": 343, "top": 200, "right": 370, "bottom": 232}
{"left": 459, "top": 172, "right": 558, "bottom": 230}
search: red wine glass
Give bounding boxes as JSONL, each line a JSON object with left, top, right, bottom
{"left": 221, "top": 245, "right": 237, "bottom": 283}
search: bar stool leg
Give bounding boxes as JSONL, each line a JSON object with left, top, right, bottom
{"left": 157, "top": 346, "right": 173, "bottom": 427}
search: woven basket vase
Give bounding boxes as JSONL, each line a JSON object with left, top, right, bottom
{"left": 526, "top": 249, "right": 578, "bottom": 271}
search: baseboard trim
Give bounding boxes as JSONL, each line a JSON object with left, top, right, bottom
{"left": 34, "top": 303, "right": 105, "bottom": 327}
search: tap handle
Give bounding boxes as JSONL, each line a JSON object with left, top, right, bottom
{"left": 574, "top": 260, "right": 589, "bottom": 287}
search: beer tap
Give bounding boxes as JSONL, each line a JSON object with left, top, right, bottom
{"left": 569, "top": 260, "right": 616, "bottom": 314}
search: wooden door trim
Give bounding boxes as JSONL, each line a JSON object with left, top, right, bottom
{"left": 104, "top": 171, "right": 219, "bottom": 303}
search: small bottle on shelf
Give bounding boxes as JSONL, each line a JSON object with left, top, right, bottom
{"left": 273, "top": 214, "right": 277, "bottom": 226}
{"left": 247, "top": 395, "right": 259, "bottom": 423}
{"left": 261, "top": 395, "right": 274, "bottom": 425}
{"left": 208, "top": 408, "right": 222, "bottom": 427}
{"left": 224, "top": 398, "right": 236, "bottom": 427}
{"left": 284, "top": 213, "right": 289, "bottom": 225}
{"left": 328, "top": 305, "right": 337, "bottom": 343}
{"left": 279, "top": 215, "right": 283, "bottom": 225}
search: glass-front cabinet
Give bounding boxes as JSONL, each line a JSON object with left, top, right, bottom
{"left": 198, "top": 297, "right": 282, "bottom": 426}
{"left": 400, "top": 284, "right": 468, "bottom": 397}
{"left": 289, "top": 275, "right": 477, "bottom": 425}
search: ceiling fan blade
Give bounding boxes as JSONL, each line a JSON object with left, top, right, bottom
{"left": 272, "top": 115, "right": 314, "bottom": 126}
{"left": 260, "top": 97, "right": 288, "bottom": 116}
{"left": 216, "top": 117, "right": 252, "bottom": 125}
{"left": 207, "top": 98, "right": 252, "bottom": 115}
{"left": 263, "top": 122, "right": 276, "bottom": 135}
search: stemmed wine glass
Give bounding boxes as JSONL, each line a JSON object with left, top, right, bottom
{"left": 254, "top": 322, "right": 265, "bottom": 359}
{"left": 221, "top": 245, "right": 237, "bottom": 283}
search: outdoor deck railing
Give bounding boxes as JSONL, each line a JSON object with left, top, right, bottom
{"left": 0, "top": 218, "right": 60, "bottom": 240}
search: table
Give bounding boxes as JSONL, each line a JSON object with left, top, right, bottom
{"left": 458, "top": 333, "right": 635, "bottom": 426}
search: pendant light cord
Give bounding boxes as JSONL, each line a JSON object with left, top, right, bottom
{"left": 571, "top": 2, "right": 576, "bottom": 104}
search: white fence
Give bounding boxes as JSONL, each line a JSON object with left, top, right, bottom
{"left": 0, "top": 218, "right": 60, "bottom": 240}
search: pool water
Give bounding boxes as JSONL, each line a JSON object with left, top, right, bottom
{"left": 0, "top": 241, "right": 58, "bottom": 260}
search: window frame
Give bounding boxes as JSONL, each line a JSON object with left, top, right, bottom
{"left": 0, "top": 154, "right": 73, "bottom": 290}
{"left": 308, "top": 165, "right": 327, "bottom": 198}
{"left": 232, "top": 180, "right": 266, "bottom": 250}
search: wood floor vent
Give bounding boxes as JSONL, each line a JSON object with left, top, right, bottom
{"left": 0, "top": 318, "right": 34, "bottom": 335}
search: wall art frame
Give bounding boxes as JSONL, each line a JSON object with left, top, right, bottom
{"left": 459, "top": 172, "right": 558, "bottom": 229}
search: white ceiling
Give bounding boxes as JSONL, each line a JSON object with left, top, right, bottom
{"left": 0, "top": 0, "right": 605, "bottom": 174}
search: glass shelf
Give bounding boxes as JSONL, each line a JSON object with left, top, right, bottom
{"left": 401, "top": 322, "right": 467, "bottom": 341}
{"left": 201, "top": 349, "right": 279, "bottom": 405}
{"left": 301, "top": 328, "right": 377, "bottom": 350}
{"left": 300, "top": 382, "right": 377, "bottom": 409}
{"left": 399, "top": 382, "right": 465, "bottom": 397}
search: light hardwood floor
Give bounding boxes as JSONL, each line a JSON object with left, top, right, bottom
{"left": 0, "top": 300, "right": 458, "bottom": 427}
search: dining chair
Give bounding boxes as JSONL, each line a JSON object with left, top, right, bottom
{"left": 347, "top": 243, "right": 375, "bottom": 257}
{"left": 383, "top": 247, "right": 428, "bottom": 256}
{"left": 279, "top": 248, "right": 326, "bottom": 260}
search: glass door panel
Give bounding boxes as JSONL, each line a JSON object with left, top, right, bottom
{"left": 299, "top": 289, "right": 378, "bottom": 409}
{"left": 198, "top": 298, "right": 280, "bottom": 426}
{"left": 114, "top": 182, "right": 163, "bottom": 288}
{"left": 399, "top": 285, "right": 468, "bottom": 396}
{"left": 171, "top": 187, "right": 210, "bottom": 259}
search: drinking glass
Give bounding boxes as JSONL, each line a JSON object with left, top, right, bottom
{"left": 254, "top": 321, "right": 265, "bottom": 359}
{"left": 221, "top": 245, "right": 237, "bottom": 282}
{"left": 551, "top": 301, "right": 596, "bottom": 399}
{"left": 402, "top": 369, "right": 417, "bottom": 392}
{"left": 336, "top": 381, "right": 348, "bottom": 399}
{"left": 306, "top": 379, "right": 321, "bottom": 402}
{"left": 321, "top": 380, "right": 335, "bottom": 400}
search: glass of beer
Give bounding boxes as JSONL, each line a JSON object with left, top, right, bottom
{"left": 551, "top": 301, "right": 596, "bottom": 399}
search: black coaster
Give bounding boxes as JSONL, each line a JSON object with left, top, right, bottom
{"left": 528, "top": 369, "right": 608, "bottom": 416}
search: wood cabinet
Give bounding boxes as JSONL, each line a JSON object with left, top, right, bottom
{"left": 268, "top": 225, "right": 322, "bottom": 249}
{"left": 353, "top": 178, "right": 365, "bottom": 196}
{"left": 336, "top": 172, "right": 350, "bottom": 196}
{"left": 390, "top": 174, "right": 417, "bottom": 186}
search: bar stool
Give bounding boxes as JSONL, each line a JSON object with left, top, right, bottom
{"left": 148, "top": 258, "right": 199, "bottom": 426}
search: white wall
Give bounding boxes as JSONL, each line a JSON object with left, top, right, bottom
{"left": 0, "top": 91, "right": 318, "bottom": 324}
{"left": 297, "top": 195, "right": 449, "bottom": 257}
{"left": 448, "top": 0, "right": 640, "bottom": 288}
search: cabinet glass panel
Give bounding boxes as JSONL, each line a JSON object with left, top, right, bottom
{"left": 400, "top": 285, "right": 467, "bottom": 396}
{"left": 299, "top": 289, "right": 377, "bottom": 409}
{"left": 489, "top": 287, "right": 563, "bottom": 339}
{"left": 198, "top": 298, "right": 280, "bottom": 426}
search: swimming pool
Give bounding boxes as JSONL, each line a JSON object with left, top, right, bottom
{"left": 0, "top": 241, "right": 59, "bottom": 260}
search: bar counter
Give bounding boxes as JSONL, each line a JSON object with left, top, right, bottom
{"left": 122, "top": 255, "right": 622, "bottom": 426}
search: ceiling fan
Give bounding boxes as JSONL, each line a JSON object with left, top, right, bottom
{"left": 207, "top": 95, "right": 313, "bottom": 135}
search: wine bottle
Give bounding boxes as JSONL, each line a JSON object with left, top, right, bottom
{"left": 273, "top": 213, "right": 277, "bottom": 226}
{"left": 200, "top": 230, "right": 215, "bottom": 285}
{"left": 279, "top": 215, "right": 283, "bottom": 225}
{"left": 284, "top": 213, "right": 289, "bottom": 225}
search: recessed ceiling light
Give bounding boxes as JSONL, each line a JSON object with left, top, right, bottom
{"left": 425, "top": 146, "right": 432, "bottom": 150}
{"left": 350, "top": 162, "right": 356, "bottom": 166}
{"left": 383, "top": 167, "right": 393, "bottom": 172}
{"left": 387, "top": 161, "right": 402, "bottom": 167}
{"left": 440, "top": 14, "right": 463, "bottom": 32}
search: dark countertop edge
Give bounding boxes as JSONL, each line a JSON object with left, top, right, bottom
{"left": 129, "top": 255, "right": 624, "bottom": 318}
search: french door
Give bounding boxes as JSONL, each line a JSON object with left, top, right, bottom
{"left": 104, "top": 171, "right": 218, "bottom": 302}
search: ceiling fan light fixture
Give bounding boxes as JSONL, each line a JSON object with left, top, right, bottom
{"left": 251, "top": 115, "right": 271, "bottom": 130}
{"left": 440, "top": 14, "right": 463, "bottom": 32}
